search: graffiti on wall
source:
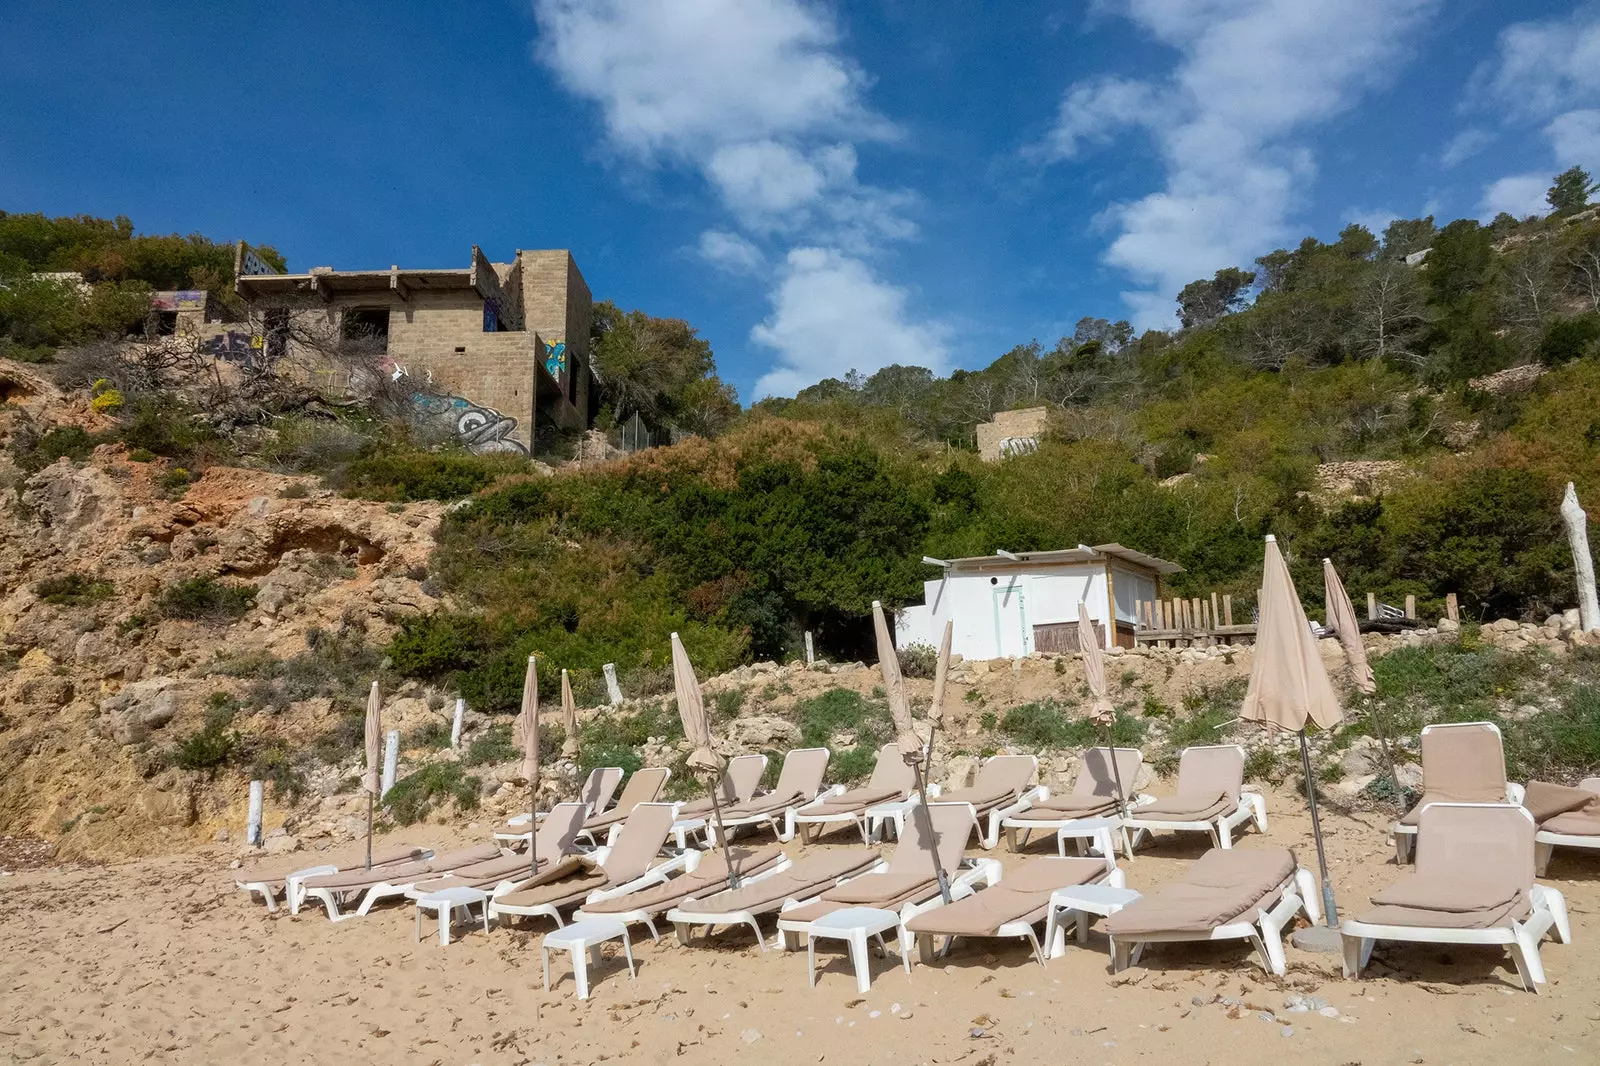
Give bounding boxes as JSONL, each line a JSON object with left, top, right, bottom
{"left": 201, "top": 330, "right": 265, "bottom": 370}
{"left": 409, "top": 389, "right": 528, "bottom": 455}
{"left": 542, "top": 337, "right": 568, "bottom": 385}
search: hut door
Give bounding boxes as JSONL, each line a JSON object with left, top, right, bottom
{"left": 992, "top": 579, "right": 1032, "bottom": 657}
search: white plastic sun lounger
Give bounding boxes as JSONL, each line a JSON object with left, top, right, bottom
{"left": 1530, "top": 776, "right": 1600, "bottom": 875}
{"left": 1124, "top": 745, "right": 1266, "bottom": 851}
{"left": 297, "top": 843, "right": 506, "bottom": 921}
{"left": 791, "top": 743, "right": 918, "bottom": 844}
{"left": 667, "top": 754, "right": 769, "bottom": 847}
{"left": 1103, "top": 846, "right": 1318, "bottom": 977}
{"left": 407, "top": 804, "right": 588, "bottom": 902}
{"left": 494, "top": 767, "right": 624, "bottom": 845}
{"left": 577, "top": 767, "right": 672, "bottom": 848}
{"left": 488, "top": 802, "right": 688, "bottom": 929}
{"left": 664, "top": 849, "right": 883, "bottom": 952}
{"left": 1000, "top": 747, "right": 1149, "bottom": 858}
{"left": 1390, "top": 722, "right": 1524, "bottom": 863}
{"left": 706, "top": 747, "right": 833, "bottom": 844}
{"left": 1343, "top": 803, "right": 1571, "bottom": 994}
{"left": 235, "top": 844, "right": 433, "bottom": 913}
{"left": 575, "top": 845, "right": 792, "bottom": 940}
{"left": 925, "top": 754, "right": 1043, "bottom": 850}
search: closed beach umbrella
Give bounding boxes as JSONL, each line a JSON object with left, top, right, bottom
{"left": 516, "top": 656, "right": 541, "bottom": 874}
{"left": 1077, "top": 604, "right": 1127, "bottom": 817}
{"left": 1240, "top": 535, "right": 1343, "bottom": 943}
{"left": 561, "top": 669, "right": 580, "bottom": 760}
{"left": 362, "top": 680, "right": 381, "bottom": 869}
{"left": 671, "top": 632, "right": 740, "bottom": 885}
{"left": 873, "top": 601, "right": 951, "bottom": 904}
{"left": 1323, "top": 559, "right": 1374, "bottom": 695}
{"left": 925, "top": 620, "right": 953, "bottom": 771}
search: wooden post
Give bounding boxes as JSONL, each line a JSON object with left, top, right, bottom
{"left": 1561, "top": 482, "right": 1600, "bottom": 631}
{"left": 1404, "top": 595, "right": 1416, "bottom": 620}
{"left": 1211, "top": 592, "right": 1220, "bottom": 630}
{"left": 1223, "top": 594, "right": 1234, "bottom": 627}
{"left": 1445, "top": 593, "right": 1459, "bottom": 623}
{"left": 1367, "top": 592, "right": 1377, "bottom": 621}
{"left": 450, "top": 698, "right": 464, "bottom": 750}
{"left": 1191, "top": 598, "right": 1203, "bottom": 629}
{"left": 380, "top": 730, "right": 400, "bottom": 798}
{"left": 804, "top": 631, "right": 815, "bottom": 665}
{"left": 603, "top": 663, "right": 623, "bottom": 706}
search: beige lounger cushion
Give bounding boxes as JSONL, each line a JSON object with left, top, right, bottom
{"left": 301, "top": 859, "right": 434, "bottom": 892}
{"left": 582, "top": 847, "right": 785, "bottom": 915}
{"left": 1103, "top": 847, "right": 1296, "bottom": 936}
{"left": 1134, "top": 792, "right": 1233, "bottom": 821}
{"left": 721, "top": 790, "right": 807, "bottom": 819}
{"left": 410, "top": 853, "right": 556, "bottom": 894}
{"left": 1542, "top": 809, "right": 1600, "bottom": 836}
{"left": 237, "top": 844, "right": 429, "bottom": 889}
{"left": 1523, "top": 780, "right": 1600, "bottom": 835}
{"left": 1357, "top": 895, "right": 1531, "bottom": 929}
{"left": 1010, "top": 794, "right": 1120, "bottom": 821}
{"left": 681, "top": 851, "right": 880, "bottom": 915}
{"left": 1398, "top": 726, "right": 1507, "bottom": 825}
{"left": 781, "top": 874, "right": 938, "bottom": 922}
{"left": 906, "top": 857, "right": 1108, "bottom": 937}
{"left": 804, "top": 786, "right": 908, "bottom": 817}
{"left": 493, "top": 857, "right": 606, "bottom": 909}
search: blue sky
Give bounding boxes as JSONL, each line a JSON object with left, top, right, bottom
{"left": 3, "top": 1, "right": 1598, "bottom": 401}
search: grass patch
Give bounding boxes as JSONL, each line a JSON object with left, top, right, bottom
{"left": 712, "top": 687, "right": 746, "bottom": 720}
{"left": 337, "top": 450, "right": 528, "bottom": 503}
{"left": 405, "top": 720, "right": 452, "bottom": 751}
{"left": 158, "top": 576, "right": 256, "bottom": 623}
{"left": 382, "top": 763, "right": 481, "bottom": 825}
{"left": 998, "top": 699, "right": 1147, "bottom": 750}
{"left": 213, "top": 629, "right": 384, "bottom": 712}
{"left": 464, "top": 722, "right": 520, "bottom": 766}
{"left": 794, "top": 687, "right": 892, "bottom": 785}
{"left": 1150, "top": 679, "right": 1246, "bottom": 776}
{"left": 34, "top": 572, "right": 114, "bottom": 606}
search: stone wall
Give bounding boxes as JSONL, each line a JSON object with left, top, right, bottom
{"left": 976, "top": 406, "right": 1050, "bottom": 462}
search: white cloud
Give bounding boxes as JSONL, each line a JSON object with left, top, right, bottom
{"left": 1547, "top": 108, "right": 1600, "bottom": 167}
{"left": 534, "top": 0, "right": 936, "bottom": 394}
{"left": 1439, "top": 127, "right": 1493, "bottom": 167}
{"left": 1039, "top": 0, "right": 1437, "bottom": 329}
{"left": 533, "top": 0, "right": 886, "bottom": 157}
{"left": 1480, "top": 173, "right": 1550, "bottom": 219}
{"left": 1471, "top": 7, "right": 1600, "bottom": 218}
{"left": 750, "top": 248, "right": 949, "bottom": 398}
{"left": 697, "top": 230, "right": 766, "bottom": 274}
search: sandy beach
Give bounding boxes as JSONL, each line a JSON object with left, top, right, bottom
{"left": 2, "top": 788, "right": 1595, "bottom": 1066}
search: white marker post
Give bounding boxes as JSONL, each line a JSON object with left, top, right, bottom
{"left": 603, "top": 663, "right": 622, "bottom": 706}
{"left": 246, "top": 780, "right": 264, "bottom": 846}
{"left": 380, "top": 730, "right": 400, "bottom": 798}
{"left": 450, "top": 698, "right": 465, "bottom": 750}
{"left": 804, "top": 631, "right": 815, "bottom": 665}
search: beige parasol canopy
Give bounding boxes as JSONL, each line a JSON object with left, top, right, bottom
{"left": 515, "top": 656, "right": 540, "bottom": 787}
{"left": 1323, "top": 558, "right": 1375, "bottom": 695}
{"left": 362, "top": 681, "right": 382, "bottom": 797}
{"left": 561, "top": 668, "right": 580, "bottom": 759}
{"left": 671, "top": 633, "right": 720, "bottom": 774}
{"left": 873, "top": 601, "right": 924, "bottom": 765}
{"left": 1078, "top": 605, "right": 1116, "bottom": 726}
{"left": 1241, "top": 536, "right": 1343, "bottom": 732}
{"left": 927, "top": 621, "right": 953, "bottom": 732}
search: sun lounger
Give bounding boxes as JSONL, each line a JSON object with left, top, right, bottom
{"left": 488, "top": 802, "right": 688, "bottom": 928}
{"left": 494, "top": 767, "right": 624, "bottom": 844}
{"left": 1102, "top": 846, "right": 1317, "bottom": 976}
{"left": 1526, "top": 777, "right": 1600, "bottom": 874}
{"left": 1001, "top": 747, "right": 1148, "bottom": 856}
{"left": 1391, "top": 722, "right": 1522, "bottom": 863}
{"left": 664, "top": 848, "right": 884, "bottom": 951}
{"left": 1343, "top": 803, "right": 1571, "bottom": 993}
{"left": 708, "top": 748, "right": 833, "bottom": 844}
{"left": 1123, "top": 744, "right": 1266, "bottom": 850}
{"left": 903, "top": 854, "right": 1122, "bottom": 967}
{"left": 792, "top": 743, "right": 918, "bottom": 844}
{"left": 932, "top": 754, "right": 1043, "bottom": 850}
{"left": 668, "top": 754, "right": 770, "bottom": 846}
{"left": 408, "top": 804, "right": 588, "bottom": 899}
{"left": 575, "top": 845, "right": 789, "bottom": 939}
{"left": 236, "top": 844, "right": 432, "bottom": 913}
{"left": 297, "top": 842, "right": 506, "bottom": 921}
{"left": 775, "top": 802, "right": 998, "bottom": 950}
{"left": 577, "top": 766, "right": 672, "bottom": 847}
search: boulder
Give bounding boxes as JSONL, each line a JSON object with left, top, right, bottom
{"left": 723, "top": 715, "right": 800, "bottom": 750}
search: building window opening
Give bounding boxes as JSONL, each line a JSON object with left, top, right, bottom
{"left": 341, "top": 308, "right": 391, "bottom": 351}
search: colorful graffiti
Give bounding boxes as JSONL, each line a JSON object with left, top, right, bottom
{"left": 201, "top": 330, "right": 264, "bottom": 370}
{"left": 542, "top": 338, "right": 567, "bottom": 382}
{"left": 411, "top": 392, "right": 528, "bottom": 455}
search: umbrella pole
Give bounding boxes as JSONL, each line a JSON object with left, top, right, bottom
{"left": 910, "top": 759, "right": 953, "bottom": 905}
{"left": 1105, "top": 727, "right": 1128, "bottom": 820}
{"left": 1297, "top": 730, "right": 1340, "bottom": 928}
{"left": 365, "top": 793, "right": 374, "bottom": 871}
{"left": 706, "top": 757, "right": 741, "bottom": 890}
{"left": 1364, "top": 700, "right": 1405, "bottom": 807}
{"left": 529, "top": 781, "right": 539, "bottom": 878}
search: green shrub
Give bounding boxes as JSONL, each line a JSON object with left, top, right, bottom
{"left": 247, "top": 743, "right": 310, "bottom": 802}
{"left": 34, "top": 572, "right": 114, "bottom": 606}
{"left": 464, "top": 722, "right": 519, "bottom": 766}
{"left": 338, "top": 450, "right": 527, "bottom": 503}
{"left": 158, "top": 576, "right": 257, "bottom": 622}
{"left": 793, "top": 687, "right": 893, "bottom": 785}
{"left": 172, "top": 722, "right": 237, "bottom": 771}
{"left": 112, "top": 396, "right": 227, "bottom": 464}
{"left": 12, "top": 425, "right": 97, "bottom": 472}
{"left": 712, "top": 687, "right": 746, "bottom": 720}
{"left": 580, "top": 741, "right": 644, "bottom": 779}
{"left": 405, "top": 720, "right": 452, "bottom": 750}
{"left": 382, "top": 763, "right": 481, "bottom": 825}
{"left": 998, "top": 700, "right": 1146, "bottom": 750}
{"left": 897, "top": 642, "right": 938, "bottom": 679}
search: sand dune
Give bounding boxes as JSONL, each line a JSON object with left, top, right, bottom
{"left": 2, "top": 788, "right": 1596, "bottom": 1065}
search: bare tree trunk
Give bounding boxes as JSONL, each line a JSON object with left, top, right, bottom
{"left": 1561, "top": 482, "right": 1600, "bottom": 632}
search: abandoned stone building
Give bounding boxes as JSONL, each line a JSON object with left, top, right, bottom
{"left": 232, "top": 242, "right": 596, "bottom": 454}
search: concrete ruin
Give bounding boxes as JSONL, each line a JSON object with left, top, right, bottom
{"left": 976, "top": 406, "right": 1049, "bottom": 462}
